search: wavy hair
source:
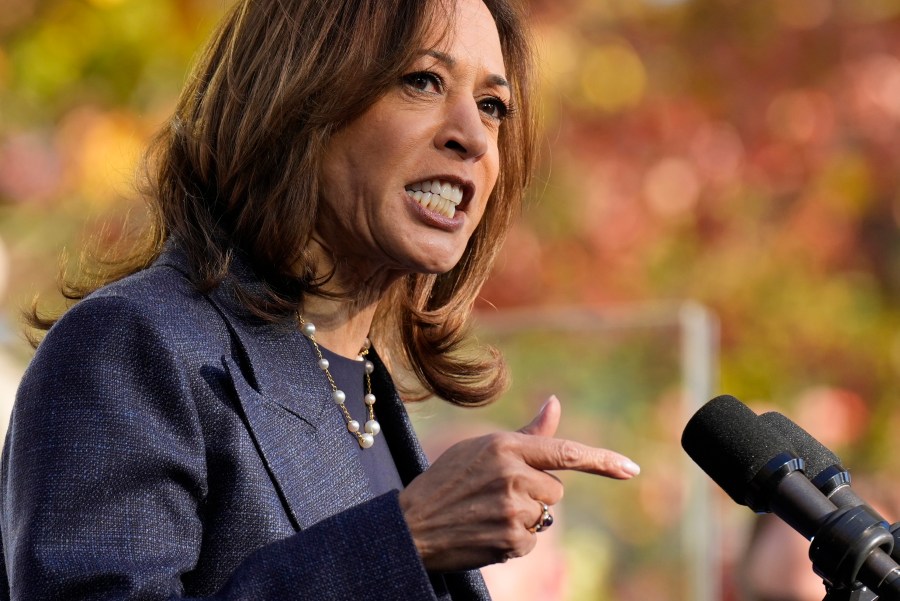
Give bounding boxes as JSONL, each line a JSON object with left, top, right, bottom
{"left": 29, "top": 0, "right": 537, "bottom": 407}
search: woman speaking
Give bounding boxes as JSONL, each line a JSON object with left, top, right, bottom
{"left": 0, "top": 0, "right": 639, "bottom": 598}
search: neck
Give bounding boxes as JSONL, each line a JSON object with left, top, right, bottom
{"left": 300, "top": 295, "right": 378, "bottom": 359}
{"left": 300, "top": 239, "right": 401, "bottom": 358}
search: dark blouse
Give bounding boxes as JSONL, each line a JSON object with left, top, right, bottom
{"left": 317, "top": 346, "right": 454, "bottom": 599}
{"left": 318, "top": 345, "right": 405, "bottom": 497}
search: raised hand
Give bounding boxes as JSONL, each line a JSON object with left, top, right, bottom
{"left": 398, "top": 395, "right": 640, "bottom": 572}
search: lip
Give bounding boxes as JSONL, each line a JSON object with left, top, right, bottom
{"left": 404, "top": 191, "right": 466, "bottom": 232}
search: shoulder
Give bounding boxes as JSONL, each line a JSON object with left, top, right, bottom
{"left": 16, "top": 260, "right": 239, "bottom": 428}
{"left": 87, "top": 259, "right": 207, "bottom": 320}
{"left": 35, "top": 260, "right": 231, "bottom": 368}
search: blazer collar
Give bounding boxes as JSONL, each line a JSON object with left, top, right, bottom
{"left": 155, "top": 244, "right": 430, "bottom": 528}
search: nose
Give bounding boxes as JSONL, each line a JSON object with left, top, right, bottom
{"left": 434, "top": 97, "right": 490, "bottom": 160}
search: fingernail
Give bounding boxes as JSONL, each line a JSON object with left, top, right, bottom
{"left": 621, "top": 459, "right": 641, "bottom": 477}
{"left": 539, "top": 395, "right": 556, "bottom": 414}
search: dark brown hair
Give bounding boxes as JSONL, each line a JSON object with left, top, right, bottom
{"left": 29, "top": 0, "right": 538, "bottom": 406}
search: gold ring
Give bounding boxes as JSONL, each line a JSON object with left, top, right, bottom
{"left": 527, "top": 501, "right": 553, "bottom": 533}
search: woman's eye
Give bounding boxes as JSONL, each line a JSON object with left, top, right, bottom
{"left": 402, "top": 71, "right": 443, "bottom": 94}
{"left": 479, "top": 97, "right": 510, "bottom": 121}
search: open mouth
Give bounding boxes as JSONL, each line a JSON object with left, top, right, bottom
{"left": 405, "top": 179, "right": 465, "bottom": 219}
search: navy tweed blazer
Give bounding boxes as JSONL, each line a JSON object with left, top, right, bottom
{"left": 0, "top": 246, "right": 491, "bottom": 600}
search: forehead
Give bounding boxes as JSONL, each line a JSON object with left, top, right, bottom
{"left": 426, "top": 0, "right": 506, "bottom": 76}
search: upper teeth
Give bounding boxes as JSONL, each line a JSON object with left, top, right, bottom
{"left": 405, "top": 179, "right": 464, "bottom": 219}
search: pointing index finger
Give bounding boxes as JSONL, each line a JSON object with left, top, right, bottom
{"left": 516, "top": 434, "right": 641, "bottom": 479}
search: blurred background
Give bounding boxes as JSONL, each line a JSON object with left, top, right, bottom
{"left": 1, "top": 0, "right": 899, "bottom": 599}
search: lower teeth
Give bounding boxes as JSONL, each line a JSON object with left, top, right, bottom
{"left": 408, "top": 191, "right": 456, "bottom": 218}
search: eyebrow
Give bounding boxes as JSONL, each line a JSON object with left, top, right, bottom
{"left": 423, "top": 49, "right": 510, "bottom": 89}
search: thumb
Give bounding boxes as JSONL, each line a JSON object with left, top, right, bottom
{"left": 519, "top": 395, "right": 561, "bottom": 437}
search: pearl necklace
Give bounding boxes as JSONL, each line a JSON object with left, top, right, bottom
{"left": 299, "top": 316, "right": 381, "bottom": 449}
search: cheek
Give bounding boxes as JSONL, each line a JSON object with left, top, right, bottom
{"left": 319, "top": 136, "right": 355, "bottom": 200}
{"left": 320, "top": 139, "right": 385, "bottom": 211}
{"left": 485, "top": 137, "right": 502, "bottom": 184}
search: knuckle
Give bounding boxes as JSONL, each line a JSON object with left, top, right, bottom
{"left": 548, "top": 481, "right": 565, "bottom": 504}
{"left": 497, "top": 529, "right": 519, "bottom": 551}
{"left": 498, "top": 527, "right": 533, "bottom": 559}
{"left": 497, "top": 497, "right": 520, "bottom": 523}
{"left": 497, "top": 476, "right": 516, "bottom": 497}
{"left": 557, "top": 440, "right": 583, "bottom": 466}
{"left": 484, "top": 432, "right": 514, "bottom": 455}
{"left": 506, "top": 532, "right": 537, "bottom": 560}
{"left": 497, "top": 461, "right": 525, "bottom": 485}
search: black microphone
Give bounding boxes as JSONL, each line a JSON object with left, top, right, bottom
{"left": 759, "top": 411, "right": 883, "bottom": 517}
{"left": 682, "top": 395, "right": 900, "bottom": 599}
{"left": 682, "top": 394, "right": 838, "bottom": 531}
{"left": 759, "top": 409, "right": 900, "bottom": 584}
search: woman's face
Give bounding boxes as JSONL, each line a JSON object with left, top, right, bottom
{"left": 318, "top": 0, "right": 509, "bottom": 278}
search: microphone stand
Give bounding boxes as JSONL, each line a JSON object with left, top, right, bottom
{"left": 822, "top": 583, "right": 878, "bottom": 600}
{"left": 818, "top": 521, "right": 900, "bottom": 601}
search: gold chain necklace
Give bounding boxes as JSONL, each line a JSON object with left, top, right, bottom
{"left": 299, "top": 316, "right": 380, "bottom": 449}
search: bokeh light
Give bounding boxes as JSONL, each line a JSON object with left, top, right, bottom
{"left": 2, "top": 1, "right": 900, "bottom": 600}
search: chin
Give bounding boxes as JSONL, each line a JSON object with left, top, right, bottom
{"left": 412, "top": 262, "right": 461, "bottom": 276}
{"left": 408, "top": 252, "right": 467, "bottom": 275}
{"left": 394, "top": 240, "right": 468, "bottom": 275}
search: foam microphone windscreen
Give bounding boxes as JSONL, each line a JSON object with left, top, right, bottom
{"left": 759, "top": 412, "right": 841, "bottom": 481}
{"left": 681, "top": 395, "right": 794, "bottom": 506}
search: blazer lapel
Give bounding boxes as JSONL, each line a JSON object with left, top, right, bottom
{"left": 220, "top": 348, "right": 373, "bottom": 531}
{"left": 158, "top": 247, "right": 373, "bottom": 530}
